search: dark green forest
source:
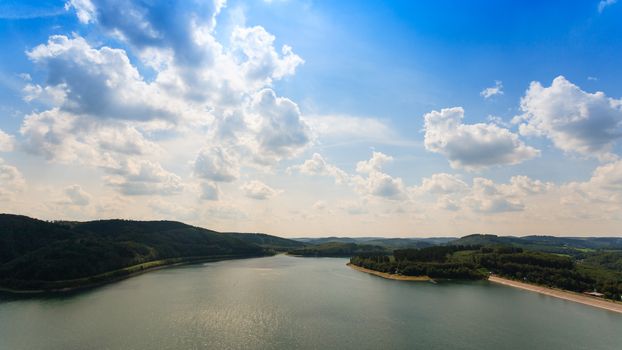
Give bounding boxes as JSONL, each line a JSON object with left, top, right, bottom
{"left": 288, "top": 242, "right": 388, "bottom": 257}
{"left": 2, "top": 213, "right": 621, "bottom": 299}
{"left": 351, "top": 245, "right": 622, "bottom": 301}
{"left": 0, "top": 214, "right": 298, "bottom": 291}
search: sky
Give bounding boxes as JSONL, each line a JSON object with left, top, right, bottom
{"left": 1, "top": 0, "right": 622, "bottom": 237}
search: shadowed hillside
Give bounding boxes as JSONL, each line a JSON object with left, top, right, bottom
{"left": 0, "top": 214, "right": 300, "bottom": 292}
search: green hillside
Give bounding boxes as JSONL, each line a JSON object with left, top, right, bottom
{"left": 222, "top": 232, "right": 305, "bottom": 251}
{"left": 288, "top": 242, "right": 388, "bottom": 257}
{"left": 449, "top": 234, "right": 622, "bottom": 255}
{"left": 0, "top": 214, "right": 272, "bottom": 291}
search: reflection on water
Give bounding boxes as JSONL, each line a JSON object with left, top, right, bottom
{"left": 1, "top": 255, "right": 621, "bottom": 350}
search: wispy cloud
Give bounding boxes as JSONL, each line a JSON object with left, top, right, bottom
{"left": 0, "top": 2, "right": 67, "bottom": 19}
{"left": 598, "top": 0, "right": 617, "bottom": 13}
{"left": 480, "top": 80, "right": 503, "bottom": 99}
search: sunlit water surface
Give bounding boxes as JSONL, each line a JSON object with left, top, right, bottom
{"left": 1, "top": 255, "right": 621, "bottom": 350}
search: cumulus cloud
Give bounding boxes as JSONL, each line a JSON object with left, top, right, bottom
{"left": 353, "top": 152, "right": 405, "bottom": 200}
{"left": 467, "top": 177, "right": 525, "bottom": 213}
{"left": 413, "top": 172, "right": 552, "bottom": 213}
{"left": 517, "top": 76, "right": 622, "bottom": 161}
{"left": 0, "top": 129, "right": 14, "bottom": 152}
{"left": 27, "top": 35, "right": 174, "bottom": 121}
{"left": 480, "top": 80, "right": 503, "bottom": 99}
{"left": 200, "top": 181, "right": 220, "bottom": 201}
{"left": 65, "top": 0, "right": 225, "bottom": 66}
{"left": 355, "top": 151, "right": 393, "bottom": 174}
{"left": 424, "top": 107, "right": 539, "bottom": 170}
{"left": 62, "top": 185, "right": 91, "bottom": 206}
{"left": 241, "top": 180, "right": 280, "bottom": 200}
{"left": 0, "top": 159, "right": 25, "bottom": 201}
{"left": 358, "top": 171, "right": 406, "bottom": 200}
{"left": 194, "top": 146, "right": 239, "bottom": 182}
{"left": 231, "top": 26, "right": 304, "bottom": 84}
{"left": 419, "top": 173, "right": 468, "bottom": 194}
{"left": 564, "top": 160, "right": 622, "bottom": 204}
{"left": 20, "top": 109, "right": 159, "bottom": 167}
{"left": 105, "top": 159, "right": 183, "bottom": 196}
{"left": 290, "top": 153, "right": 349, "bottom": 184}
{"left": 19, "top": 2, "right": 311, "bottom": 206}
{"left": 248, "top": 89, "right": 311, "bottom": 162}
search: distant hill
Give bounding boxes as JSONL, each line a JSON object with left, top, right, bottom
{"left": 449, "top": 234, "right": 622, "bottom": 254}
{"left": 288, "top": 242, "right": 388, "bottom": 257}
{"left": 0, "top": 214, "right": 279, "bottom": 291}
{"left": 221, "top": 232, "right": 305, "bottom": 250}
{"left": 294, "top": 237, "right": 455, "bottom": 248}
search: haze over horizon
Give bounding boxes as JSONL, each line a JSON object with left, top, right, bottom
{"left": 1, "top": 0, "right": 622, "bottom": 237}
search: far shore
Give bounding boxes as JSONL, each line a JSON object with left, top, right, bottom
{"left": 0, "top": 254, "right": 266, "bottom": 295}
{"left": 488, "top": 275, "right": 622, "bottom": 314}
{"left": 347, "top": 263, "right": 431, "bottom": 281}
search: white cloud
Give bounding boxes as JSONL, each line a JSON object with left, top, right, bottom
{"left": 231, "top": 26, "right": 304, "bottom": 84}
{"left": 66, "top": 0, "right": 225, "bottom": 66}
{"left": 413, "top": 172, "right": 552, "bottom": 214}
{"left": 480, "top": 80, "right": 503, "bottom": 99}
{"left": 598, "top": 0, "right": 617, "bottom": 13}
{"left": 518, "top": 76, "right": 622, "bottom": 161}
{"left": 194, "top": 146, "right": 239, "bottom": 182}
{"left": 424, "top": 107, "right": 539, "bottom": 170}
{"left": 564, "top": 160, "right": 622, "bottom": 204}
{"left": 241, "top": 180, "right": 280, "bottom": 200}
{"left": 105, "top": 159, "right": 183, "bottom": 196}
{"left": 358, "top": 171, "right": 405, "bottom": 200}
{"left": 0, "top": 159, "right": 25, "bottom": 201}
{"left": 467, "top": 177, "right": 524, "bottom": 213}
{"left": 355, "top": 151, "right": 392, "bottom": 174}
{"left": 353, "top": 152, "right": 405, "bottom": 200}
{"left": 505, "top": 175, "right": 552, "bottom": 195}
{"left": 291, "top": 153, "right": 349, "bottom": 184}
{"left": 0, "top": 129, "right": 14, "bottom": 152}
{"left": 248, "top": 89, "right": 311, "bottom": 162}
{"left": 63, "top": 185, "right": 91, "bottom": 206}
{"left": 200, "top": 181, "right": 221, "bottom": 201}
{"left": 419, "top": 173, "right": 468, "bottom": 194}
{"left": 304, "top": 114, "right": 399, "bottom": 144}
{"left": 27, "top": 35, "right": 174, "bottom": 122}
{"left": 20, "top": 109, "right": 159, "bottom": 167}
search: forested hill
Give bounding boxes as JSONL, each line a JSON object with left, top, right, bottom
{"left": 450, "top": 234, "right": 622, "bottom": 255}
{"left": 0, "top": 214, "right": 294, "bottom": 291}
{"left": 221, "top": 232, "right": 305, "bottom": 250}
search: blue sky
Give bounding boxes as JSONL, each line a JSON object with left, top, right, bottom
{"left": 1, "top": 0, "right": 622, "bottom": 236}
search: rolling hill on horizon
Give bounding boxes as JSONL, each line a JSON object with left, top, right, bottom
{"left": 2, "top": 213, "right": 621, "bottom": 292}
{"left": 0, "top": 214, "right": 302, "bottom": 291}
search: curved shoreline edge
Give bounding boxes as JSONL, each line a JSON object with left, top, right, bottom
{"left": 348, "top": 263, "right": 622, "bottom": 314}
{"left": 0, "top": 253, "right": 267, "bottom": 295}
{"left": 347, "top": 263, "right": 431, "bottom": 281}
{"left": 488, "top": 275, "right": 622, "bottom": 314}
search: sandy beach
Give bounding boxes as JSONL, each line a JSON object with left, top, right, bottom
{"left": 488, "top": 276, "right": 622, "bottom": 314}
{"left": 347, "top": 263, "right": 431, "bottom": 281}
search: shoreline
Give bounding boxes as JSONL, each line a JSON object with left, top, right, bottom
{"left": 0, "top": 253, "right": 267, "bottom": 295}
{"left": 488, "top": 275, "right": 622, "bottom": 314}
{"left": 347, "top": 263, "right": 431, "bottom": 281}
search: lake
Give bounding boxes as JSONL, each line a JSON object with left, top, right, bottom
{"left": 1, "top": 255, "right": 621, "bottom": 350}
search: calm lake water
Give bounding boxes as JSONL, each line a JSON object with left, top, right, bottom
{"left": 1, "top": 255, "right": 621, "bottom": 350}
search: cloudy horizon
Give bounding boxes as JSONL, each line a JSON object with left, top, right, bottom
{"left": 1, "top": 1, "right": 622, "bottom": 237}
